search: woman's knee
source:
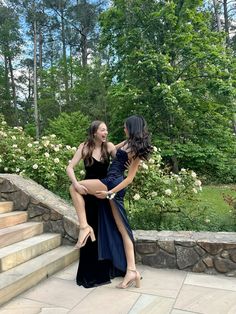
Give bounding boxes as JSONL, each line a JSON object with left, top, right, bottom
{"left": 69, "top": 184, "right": 76, "bottom": 195}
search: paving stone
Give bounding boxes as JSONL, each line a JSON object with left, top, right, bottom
{"left": 129, "top": 294, "right": 174, "bottom": 314}
{"left": 175, "top": 284, "right": 236, "bottom": 314}
{"left": 68, "top": 285, "right": 140, "bottom": 314}
{"left": 185, "top": 272, "right": 236, "bottom": 291}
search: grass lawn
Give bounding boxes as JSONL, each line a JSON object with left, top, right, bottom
{"left": 199, "top": 184, "right": 236, "bottom": 214}
{"left": 128, "top": 184, "right": 236, "bottom": 231}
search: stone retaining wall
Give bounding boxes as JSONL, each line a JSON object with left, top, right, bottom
{"left": 0, "top": 174, "right": 79, "bottom": 244}
{"left": 134, "top": 230, "right": 236, "bottom": 277}
{"left": 1, "top": 174, "right": 236, "bottom": 276}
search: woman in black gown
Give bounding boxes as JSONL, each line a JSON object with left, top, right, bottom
{"left": 67, "top": 121, "right": 125, "bottom": 288}
{"left": 77, "top": 157, "right": 125, "bottom": 287}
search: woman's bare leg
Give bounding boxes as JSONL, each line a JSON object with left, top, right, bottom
{"left": 69, "top": 179, "right": 107, "bottom": 248}
{"left": 109, "top": 201, "right": 140, "bottom": 287}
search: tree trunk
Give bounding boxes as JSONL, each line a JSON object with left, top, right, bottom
{"left": 223, "top": 0, "right": 230, "bottom": 45}
{"left": 60, "top": 5, "right": 70, "bottom": 109}
{"left": 8, "top": 55, "right": 18, "bottom": 123}
{"left": 233, "top": 113, "right": 236, "bottom": 135}
{"left": 4, "top": 55, "right": 11, "bottom": 101}
{"left": 81, "top": 26, "right": 88, "bottom": 67}
{"left": 3, "top": 55, "right": 13, "bottom": 122}
{"left": 69, "top": 45, "right": 73, "bottom": 89}
{"left": 39, "top": 29, "right": 43, "bottom": 69}
{"left": 34, "top": 19, "right": 40, "bottom": 139}
{"left": 212, "top": 0, "right": 222, "bottom": 31}
{"left": 171, "top": 156, "right": 179, "bottom": 173}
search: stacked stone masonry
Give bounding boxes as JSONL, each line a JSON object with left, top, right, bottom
{"left": 1, "top": 174, "right": 236, "bottom": 276}
{"left": 134, "top": 230, "right": 236, "bottom": 276}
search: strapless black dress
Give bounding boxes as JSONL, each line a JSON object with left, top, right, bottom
{"left": 76, "top": 158, "right": 125, "bottom": 288}
{"left": 99, "top": 149, "right": 134, "bottom": 272}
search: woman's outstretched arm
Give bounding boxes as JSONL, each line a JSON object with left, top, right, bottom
{"left": 95, "top": 157, "right": 140, "bottom": 198}
{"left": 66, "top": 143, "right": 88, "bottom": 194}
{"left": 115, "top": 140, "right": 126, "bottom": 149}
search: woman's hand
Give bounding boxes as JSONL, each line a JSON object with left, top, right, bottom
{"left": 73, "top": 182, "right": 88, "bottom": 195}
{"left": 95, "top": 190, "right": 108, "bottom": 199}
{"left": 125, "top": 159, "right": 131, "bottom": 169}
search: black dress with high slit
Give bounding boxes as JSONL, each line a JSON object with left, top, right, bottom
{"left": 76, "top": 157, "right": 125, "bottom": 288}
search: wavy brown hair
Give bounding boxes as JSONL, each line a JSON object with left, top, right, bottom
{"left": 82, "top": 120, "right": 109, "bottom": 166}
{"left": 125, "top": 115, "right": 153, "bottom": 161}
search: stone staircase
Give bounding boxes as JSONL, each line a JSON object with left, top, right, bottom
{"left": 0, "top": 201, "right": 79, "bottom": 306}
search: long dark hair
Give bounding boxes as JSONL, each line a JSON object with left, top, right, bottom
{"left": 125, "top": 115, "right": 152, "bottom": 161}
{"left": 82, "top": 120, "right": 109, "bottom": 166}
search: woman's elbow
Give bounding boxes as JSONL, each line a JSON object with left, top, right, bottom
{"left": 126, "top": 177, "right": 133, "bottom": 185}
{"left": 66, "top": 165, "right": 72, "bottom": 175}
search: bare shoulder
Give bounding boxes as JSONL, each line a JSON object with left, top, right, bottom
{"left": 107, "top": 141, "right": 116, "bottom": 152}
{"left": 75, "top": 142, "right": 85, "bottom": 155}
{"left": 107, "top": 141, "right": 117, "bottom": 158}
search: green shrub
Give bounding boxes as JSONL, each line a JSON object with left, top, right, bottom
{"left": 0, "top": 114, "right": 84, "bottom": 199}
{"left": 45, "top": 111, "right": 90, "bottom": 147}
{"left": 126, "top": 147, "right": 235, "bottom": 231}
{"left": 1, "top": 115, "right": 235, "bottom": 231}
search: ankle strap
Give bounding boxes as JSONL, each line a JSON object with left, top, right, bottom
{"left": 127, "top": 268, "right": 137, "bottom": 273}
{"left": 79, "top": 225, "right": 89, "bottom": 230}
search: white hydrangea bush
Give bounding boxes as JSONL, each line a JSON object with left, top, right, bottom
{"left": 0, "top": 116, "right": 82, "bottom": 196}
{"left": 126, "top": 146, "right": 205, "bottom": 230}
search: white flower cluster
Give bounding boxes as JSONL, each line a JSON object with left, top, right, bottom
{"left": 165, "top": 189, "right": 172, "bottom": 196}
{"left": 133, "top": 193, "right": 141, "bottom": 201}
{"left": 0, "top": 131, "right": 7, "bottom": 137}
{"left": 13, "top": 126, "right": 23, "bottom": 132}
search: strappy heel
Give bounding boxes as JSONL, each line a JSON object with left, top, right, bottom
{"left": 75, "top": 225, "right": 96, "bottom": 249}
{"left": 116, "top": 269, "right": 142, "bottom": 289}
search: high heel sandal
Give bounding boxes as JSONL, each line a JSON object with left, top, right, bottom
{"left": 74, "top": 225, "right": 96, "bottom": 249}
{"left": 116, "top": 269, "right": 142, "bottom": 289}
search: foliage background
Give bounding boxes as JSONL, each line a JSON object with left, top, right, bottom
{"left": 0, "top": 0, "right": 235, "bottom": 183}
{"left": 0, "top": 0, "right": 236, "bottom": 230}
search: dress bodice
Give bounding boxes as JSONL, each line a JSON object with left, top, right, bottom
{"left": 107, "top": 148, "right": 128, "bottom": 178}
{"left": 84, "top": 158, "right": 109, "bottom": 180}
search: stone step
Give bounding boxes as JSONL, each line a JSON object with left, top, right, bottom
{"left": 0, "top": 222, "right": 43, "bottom": 249}
{"left": 0, "top": 202, "right": 13, "bottom": 214}
{"left": 0, "top": 233, "right": 62, "bottom": 272}
{"left": 0, "top": 246, "right": 79, "bottom": 306}
{"left": 0, "top": 211, "right": 28, "bottom": 229}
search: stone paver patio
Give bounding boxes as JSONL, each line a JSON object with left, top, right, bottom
{"left": 0, "top": 262, "right": 236, "bottom": 314}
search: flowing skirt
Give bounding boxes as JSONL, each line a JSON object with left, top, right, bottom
{"left": 76, "top": 194, "right": 124, "bottom": 288}
{"left": 98, "top": 176, "right": 134, "bottom": 272}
